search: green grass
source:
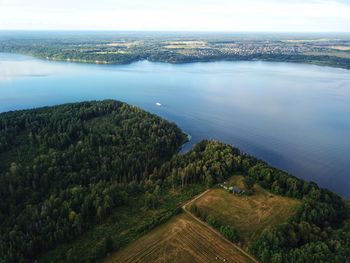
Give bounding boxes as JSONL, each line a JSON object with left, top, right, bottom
{"left": 193, "top": 176, "right": 301, "bottom": 247}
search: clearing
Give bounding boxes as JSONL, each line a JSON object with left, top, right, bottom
{"left": 105, "top": 212, "right": 254, "bottom": 263}
{"left": 191, "top": 176, "right": 301, "bottom": 247}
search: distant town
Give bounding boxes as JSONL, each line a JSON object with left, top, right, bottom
{"left": 1, "top": 32, "right": 350, "bottom": 69}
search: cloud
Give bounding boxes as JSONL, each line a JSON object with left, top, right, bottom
{"left": 0, "top": 0, "right": 350, "bottom": 32}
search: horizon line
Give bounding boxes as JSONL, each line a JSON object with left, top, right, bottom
{"left": 1, "top": 29, "right": 350, "bottom": 34}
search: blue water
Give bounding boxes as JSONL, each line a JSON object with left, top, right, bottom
{"left": 1, "top": 53, "right": 350, "bottom": 198}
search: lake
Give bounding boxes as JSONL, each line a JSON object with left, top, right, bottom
{"left": 1, "top": 53, "right": 350, "bottom": 198}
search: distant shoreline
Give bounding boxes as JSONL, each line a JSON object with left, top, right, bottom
{"left": 2, "top": 50, "right": 350, "bottom": 71}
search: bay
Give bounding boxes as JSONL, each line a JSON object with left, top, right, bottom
{"left": 1, "top": 53, "right": 350, "bottom": 198}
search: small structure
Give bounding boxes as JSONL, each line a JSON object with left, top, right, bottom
{"left": 219, "top": 183, "right": 245, "bottom": 195}
{"left": 232, "top": 186, "right": 245, "bottom": 195}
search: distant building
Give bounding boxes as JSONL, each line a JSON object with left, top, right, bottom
{"left": 232, "top": 186, "right": 245, "bottom": 195}
{"left": 219, "top": 183, "right": 245, "bottom": 195}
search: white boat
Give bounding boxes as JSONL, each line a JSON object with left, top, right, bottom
{"left": 155, "top": 102, "right": 162, "bottom": 106}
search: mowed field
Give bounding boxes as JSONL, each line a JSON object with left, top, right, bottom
{"left": 192, "top": 176, "right": 301, "bottom": 246}
{"left": 105, "top": 212, "right": 254, "bottom": 263}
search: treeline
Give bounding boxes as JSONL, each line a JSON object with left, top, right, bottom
{"left": 0, "top": 40, "right": 147, "bottom": 65}
{"left": 151, "top": 140, "right": 257, "bottom": 188}
{"left": 248, "top": 164, "right": 350, "bottom": 262}
{"left": 151, "top": 52, "right": 350, "bottom": 70}
{"left": 0, "top": 100, "right": 187, "bottom": 263}
{"left": 188, "top": 204, "right": 239, "bottom": 243}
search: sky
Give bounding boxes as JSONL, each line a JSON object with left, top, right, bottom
{"left": 0, "top": 0, "right": 350, "bottom": 32}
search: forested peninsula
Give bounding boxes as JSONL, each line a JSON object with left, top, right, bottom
{"left": 0, "top": 100, "right": 349, "bottom": 263}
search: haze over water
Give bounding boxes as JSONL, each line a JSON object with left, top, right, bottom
{"left": 1, "top": 53, "right": 350, "bottom": 198}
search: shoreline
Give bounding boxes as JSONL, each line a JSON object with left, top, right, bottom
{"left": 1, "top": 50, "right": 350, "bottom": 71}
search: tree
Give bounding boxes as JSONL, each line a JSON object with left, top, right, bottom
{"left": 219, "top": 225, "right": 239, "bottom": 243}
{"left": 243, "top": 177, "right": 255, "bottom": 190}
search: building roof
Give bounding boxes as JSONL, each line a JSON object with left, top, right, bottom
{"left": 232, "top": 186, "right": 244, "bottom": 193}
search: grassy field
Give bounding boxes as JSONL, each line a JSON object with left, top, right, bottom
{"left": 192, "top": 176, "right": 301, "bottom": 247}
{"left": 105, "top": 212, "right": 254, "bottom": 263}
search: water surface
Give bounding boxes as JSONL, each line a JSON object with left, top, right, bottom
{"left": 1, "top": 53, "right": 350, "bottom": 198}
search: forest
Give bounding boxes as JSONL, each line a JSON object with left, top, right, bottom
{"left": 0, "top": 100, "right": 187, "bottom": 262}
{"left": 0, "top": 100, "right": 349, "bottom": 263}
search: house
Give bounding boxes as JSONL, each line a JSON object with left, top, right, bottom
{"left": 232, "top": 186, "right": 245, "bottom": 195}
{"left": 219, "top": 183, "right": 245, "bottom": 194}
